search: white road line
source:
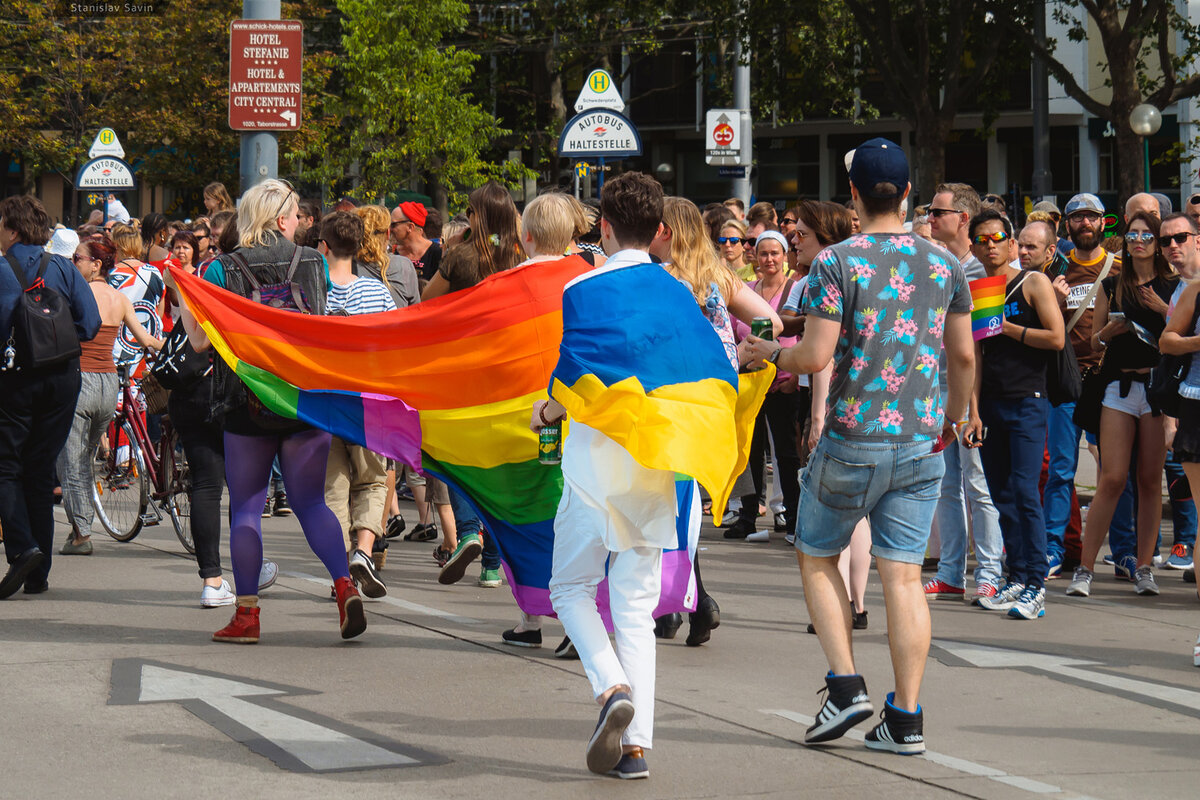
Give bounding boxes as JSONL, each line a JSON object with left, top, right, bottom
{"left": 762, "top": 709, "right": 1103, "bottom": 800}
{"left": 281, "top": 571, "right": 483, "bottom": 625}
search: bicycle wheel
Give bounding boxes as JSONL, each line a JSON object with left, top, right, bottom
{"left": 91, "top": 421, "right": 148, "bottom": 541}
{"left": 167, "top": 458, "right": 195, "bottom": 555}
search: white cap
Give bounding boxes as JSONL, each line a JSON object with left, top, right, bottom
{"left": 45, "top": 228, "right": 80, "bottom": 258}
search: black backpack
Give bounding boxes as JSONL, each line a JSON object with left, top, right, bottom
{"left": 4, "top": 252, "right": 81, "bottom": 370}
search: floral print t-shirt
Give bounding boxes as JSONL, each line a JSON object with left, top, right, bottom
{"left": 802, "top": 233, "right": 970, "bottom": 442}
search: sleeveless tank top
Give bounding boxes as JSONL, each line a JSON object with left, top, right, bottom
{"left": 80, "top": 324, "right": 119, "bottom": 373}
{"left": 980, "top": 272, "right": 1048, "bottom": 399}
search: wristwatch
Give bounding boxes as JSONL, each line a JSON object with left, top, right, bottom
{"left": 767, "top": 346, "right": 783, "bottom": 365}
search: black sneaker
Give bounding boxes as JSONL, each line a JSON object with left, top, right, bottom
{"left": 853, "top": 609, "right": 868, "bottom": 630}
{"left": 348, "top": 549, "right": 387, "bottom": 598}
{"left": 384, "top": 514, "right": 406, "bottom": 539}
{"left": 864, "top": 693, "right": 925, "bottom": 755}
{"left": 723, "top": 517, "right": 756, "bottom": 540}
{"left": 261, "top": 496, "right": 273, "bottom": 518}
{"left": 804, "top": 673, "right": 874, "bottom": 744}
{"left": 272, "top": 492, "right": 292, "bottom": 516}
{"left": 501, "top": 627, "right": 542, "bottom": 648}
{"left": 554, "top": 636, "right": 579, "bottom": 659}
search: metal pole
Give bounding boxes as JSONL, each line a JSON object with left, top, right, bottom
{"left": 732, "top": 35, "right": 751, "bottom": 206}
{"left": 239, "top": 0, "right": 281, "bottom": 194}
{"left": 1030, "top": 0, "right": 1052, "bottom": 201}
{"left": 1144, "top": 138, "right": 1152, "bottom": 192}
{"left": 597, "top": 157, "right": 605, "bottom": 192}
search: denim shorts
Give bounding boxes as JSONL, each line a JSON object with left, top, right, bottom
{"left": 1102, "top": 380, "right": 1152, "bottom": 418}
{"left": 796, "top": 435, "right": 945, "bottom": 565}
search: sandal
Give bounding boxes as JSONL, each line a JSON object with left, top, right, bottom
{"left": 404, "top": 522, "right": 438, "bottom": 542}
{"left": 432, "top": 545, "right": 452, "bottom": 567}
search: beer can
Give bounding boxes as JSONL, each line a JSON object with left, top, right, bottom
{"left": 538, "top": 423, "right": 562, "bottom": 465}
{"left": 750, "top": 316, "right": 774, "bottom": 341}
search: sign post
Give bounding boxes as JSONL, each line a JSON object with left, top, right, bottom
{"left": 76, "top": 128, "right": 136, "bottom": 225}
{"left": 561, "top": 68, "right": 638, "bottom": 198}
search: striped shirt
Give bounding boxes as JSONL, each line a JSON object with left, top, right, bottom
{"left": 326, "top": 275, "right": 397, "bottom": 316}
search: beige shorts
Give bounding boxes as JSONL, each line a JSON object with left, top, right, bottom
{"left": 402, "top": 464, "right": 449, "bottom": 504}
{"left": 326, "top": 437, "right": 388, "bottom": 550}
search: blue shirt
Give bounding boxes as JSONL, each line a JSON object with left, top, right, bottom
{"left": 0, "top": 242, "right": 101, "bottom": 342}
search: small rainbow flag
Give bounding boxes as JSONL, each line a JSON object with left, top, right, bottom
{"left": 168, "top": 259, "right": 770, "bottom": 618}
{"left": 969, "top": 274, "right": 1007, "bottom": 341}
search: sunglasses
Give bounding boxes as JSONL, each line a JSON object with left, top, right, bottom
{"left": 972, "top": 231, "right": 1010, "bottom": 244}
{"left": 1158, "top": 232, "right": 1195, "bottom": 247}
{"left": 928, "top": 207, "right": 960, "bottom": 218}
{"left": 1124, "top": 231, "right": 1156, "bottom": 244}
{"left": 780, "top": 217, "right": 796, "bottom": 226}
{"left": 1189, "top": 194, "right": 1200, "bottom": 206}
{"left": 272, "top": 178, "right": 297, "bottom": 221}
{"left": 791, "top": 229, "right": 809, "bottom": 240}
{"left": 717, "top": 236, "right": 744, "bottom": 245}
{"left": 71, "top": 254, "right": 93, "bottom": 263}
{"left": 390, "top": 219, "right": 412, "bottom": 229}
{"left": 743, "top": 237, "right": 757, "bottom": 248}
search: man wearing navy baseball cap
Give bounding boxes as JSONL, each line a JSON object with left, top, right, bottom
{"left": 745, "top": 138, "right": 976, "bottom": 754}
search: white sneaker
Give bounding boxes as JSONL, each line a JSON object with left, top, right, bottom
{"left": 200, "top": 579, "right": 235, "bottom": 608}
{"left": 1134, "top": 566, "right": 1160, "bottom": 596}
{"left": 1193, "top": 634, "right": 1200, "bottom": 668}
{"left": 1066, "top": 566, "right": 1093, "bottom": 597}
{"left": 258, "top": 560, "right": 279, "bottom": 592}
{"left": 978, "top": 581, "right": 1025, "bottom": 611}
{"left": 745, "top": 530, "right": 770, "bottom": 543}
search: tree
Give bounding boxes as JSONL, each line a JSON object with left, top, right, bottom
{"left": 991, "top": 0, "right": 1200, "bottom": 203}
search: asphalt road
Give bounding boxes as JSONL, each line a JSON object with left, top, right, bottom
{"left": 1, "top": 490, "right": 1197, "bottom": 800}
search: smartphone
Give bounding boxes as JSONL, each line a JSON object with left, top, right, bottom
{"left": 965, "top": 427, "right": 988, "bottom": 447}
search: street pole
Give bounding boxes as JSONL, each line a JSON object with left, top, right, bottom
{"left": 732, "top": 35, "right": 751, "bottom": 207}
{"left": 1030, "top": 0, "right": 1053, "bottom": 205}
{"left": 1144, "top": 138, "right": 1152, "bottom": 192}
{"left": 239, "top": 0, "right": 280, "bottom": 193}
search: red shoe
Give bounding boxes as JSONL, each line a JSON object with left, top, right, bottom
{"left": 922, "top": 578, "right": 964, "bottom": 600}
{"left": 212, "top": 605, "right": 260, "bottom": 644}
{"left": 334, "top": 577, "right": 366, "bottom": 640}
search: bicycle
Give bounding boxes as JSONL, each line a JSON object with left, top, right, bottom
{"left": 90, "top": 365, "right": 194, "bottom": 554}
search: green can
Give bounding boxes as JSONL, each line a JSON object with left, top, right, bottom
{"left": 538, "top": 423, "right": 562, "bottom": 465}
{"left": 751, "top": 316, "right": 774, "bottom": 341}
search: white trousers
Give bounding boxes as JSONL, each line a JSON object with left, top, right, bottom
{"left": 549, "top": 486, "right": 663, "bottom": 749}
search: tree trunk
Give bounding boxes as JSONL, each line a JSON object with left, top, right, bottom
{"left": 545, "top": 46, "right": 567, "bottom": 186}
{"left": 911, "top": 116, "right": 949, "bottom": 207}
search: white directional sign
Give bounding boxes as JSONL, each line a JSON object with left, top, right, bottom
{"left": 705, "top": 109, "right": 752, "bottom": 167}
{"left": 109, "top": 659, "right": 444, "bottom": 773}
{"left": 574, "top": 69, "right": 625, "bottom": 114}
{"left": 75, "top": 157, "right": 136, "bottom": 190}
{"left": 558, "top": 109, "right": 642, "bottom": 159}
{"left": 934, "top": 640, "right": 1200, "bottom": 715}
{"left": 88, "top": 127, "right": 125, "bottom": 159}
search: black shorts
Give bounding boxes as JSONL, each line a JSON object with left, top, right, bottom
{"left": 1172, "top": 396, "right": 1200, "bottom": 463}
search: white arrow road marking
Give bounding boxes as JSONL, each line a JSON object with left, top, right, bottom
{"left": 763, "top": 709, "right": 1102, "bottom": 800}
{"left": 934, "top": 639, "right": 1200, "bottom": 714}
{"left": 111, "top": 660, "right": 444, "bottom": 773}
{"left": 283, "top": 570, "right": 482, "bottom": 625}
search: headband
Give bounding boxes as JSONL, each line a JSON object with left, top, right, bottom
{"left": 755, "top": 230, "right": 790, "bottom": 253}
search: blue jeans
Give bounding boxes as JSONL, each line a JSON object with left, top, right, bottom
{"left": 1164, "top": 453, "right": 1197, "bottom": 548}
{"left": 797, "top": 436, "right": 944, "bottom": 565}
{"left": 1043, "top": 401, "right": 1079, "bottom": 560}
{"left": 979, "top": 395, "right": 1050, "bottom": 589}
{"left": 448, "top": 487, "right": 499, "bottom": 569}
{"left": 934, "top": 438, "right": 1004, "bottom": 588}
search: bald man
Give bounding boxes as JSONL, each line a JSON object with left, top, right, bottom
{"left": 1125, "top": 192, "right": 1160, "bottom": 221}
{"left": 1017, "top": 221, "right": 1059, "bottom": 275}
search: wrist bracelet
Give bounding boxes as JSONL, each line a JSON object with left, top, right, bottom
{"left": 538, "top": 405, "right": 550, "bottom": 425}
{"left": 1020, "top": 326, "right": 1028, "bottom": 344}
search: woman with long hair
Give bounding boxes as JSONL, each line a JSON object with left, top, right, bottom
{"left": 354, "top": 204, "right": 418, "bottom": 308}
{"left": 181, "top": 178, "right": 367, "bottom": 643}
{"left": 204, "top": 181, "right": 236, "bottom": 215}
{"left": 58, "top": 240, "right": 162, "bottom": 556}
{"left": 140, "top": 213, "right": 171, "bottom": 263}
{"left": 1068, "top": 211, "right": 1178, "bottom": 598}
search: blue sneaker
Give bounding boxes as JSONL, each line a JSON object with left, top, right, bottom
{"left": 1046, "top": 553, "right": 1063, "bottom": 580}
{"left": 586, "top": 691, "right": 634, "bottom": 774}
{"left": 1166, "top": 544, "right": 1194, "bottom": 570}
{"left": 607, "top": 747, "right": 649, "bottom": 779}
{"left": 1113, "top": 554, "right": 1138, "bottom": 581}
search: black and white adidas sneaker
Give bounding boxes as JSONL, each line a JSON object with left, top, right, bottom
{"left": 864, "top": 692, "right": 925, "bottom": 755}
{"left": 804, "top": 673, "right": 874, "bottom": 744}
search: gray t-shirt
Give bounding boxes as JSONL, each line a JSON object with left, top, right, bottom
{"left": 803, "top": 232, "right": 970, "bottom": 442}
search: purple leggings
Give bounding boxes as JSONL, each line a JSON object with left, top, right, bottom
{"left": 224, "top": 428, "right": 350, "bottom": 596}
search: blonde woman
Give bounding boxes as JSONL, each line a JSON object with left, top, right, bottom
{"left": 717, "top": 218, "right": 754, "bottom": 281}
{"left": 106, "top": 223, "right": 165, "bottom": 371}
{"left": 520, "top": 192, "right": 590, "bottom": 265}
{"left": 354, "top": 204, "right": 418, "bottom": 308}
{"left": 181, "top": 178, "right": 367, "bottom": 644}
{"left": 203, "top": 181, "right": 236, "bottom": 215}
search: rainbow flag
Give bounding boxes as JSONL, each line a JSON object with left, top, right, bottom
{"left": 969, "top": 274, "right": 1007, "bottom": 341}
{"left": 168, "top": 259, "right": 770, "bottom": 617}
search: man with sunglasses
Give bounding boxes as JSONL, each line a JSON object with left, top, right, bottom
{"left": 390, "top": 201, "right": 440, "bottom": 282}
{"left": 961, "top": 210, "right": 1064, "bottom": 620}
{"left": 1186, "top": 193, "right": 1200, "bottom": 229}
{"left": 1047, "top": 193, "right": 1137, "bottom": 581}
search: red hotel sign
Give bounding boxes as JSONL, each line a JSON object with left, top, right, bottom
{"left": 228, "top": 19, "right": 303, "bottom": 131}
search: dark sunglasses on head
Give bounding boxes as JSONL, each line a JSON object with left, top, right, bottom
{"left": 1159, "top": 232, "right": 1196, "bottom": 247}
{"left": 928, "top": 207, "right": 960, "bottom": 218}
{"left": 972, "top": 231, "right": 1010, "bottom": 244}
{"left": 717, "top": 236, "right": 744, "bottom": 245}
{"left": 272, "top": 178, "right": 297, "bottom": 220}
{"left": 1124, "top": 231, "right": 1156, "bottom": 244}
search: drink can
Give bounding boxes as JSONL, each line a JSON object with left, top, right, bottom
{"left": 538, "top": 423, "right": 562, "bottom": 465}
{"left": 750, "top": 317, "right": 774, "bottom": 341}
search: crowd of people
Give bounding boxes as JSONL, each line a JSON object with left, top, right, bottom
{"left": 2, "top": 138, "right": 1200, "bottom": 779}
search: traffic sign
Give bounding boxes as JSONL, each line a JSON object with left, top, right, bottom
{"left": 229, "top": 19, "right": 303, "bottom": 131}
{"left": 88, "top": 128, "right": 125, "bottom": 159}
{"left": 75, "top": 157, "right": 136, "bottom": 190}
{"left": 573, "top": 69, "right": 625, "bottom": 114}
{"left": 575, "top": 162, "right": 591, "bottom": 179}
{"left": 558, "top": 109, "right": 642, "bottom": 159}
{"left": 705, "top": 109, "right": 752, "bottom": 166}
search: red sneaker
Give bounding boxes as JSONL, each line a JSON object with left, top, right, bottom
{"left": 922, "top": 578, "right": 965, "bottom": 600}
{"left": 334, "top": 577, "right": 366, "bottom": 640}
{"left": 212, "top": 605, "right": 260, "bottom": 644}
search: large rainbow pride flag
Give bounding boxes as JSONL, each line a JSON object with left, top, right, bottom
{"left": 168, "top": 258, "right": 770, "bottom": 617}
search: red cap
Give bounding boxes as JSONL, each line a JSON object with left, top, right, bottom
{"left": 398, "top": 201, "right": 428, "bottom": 229}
